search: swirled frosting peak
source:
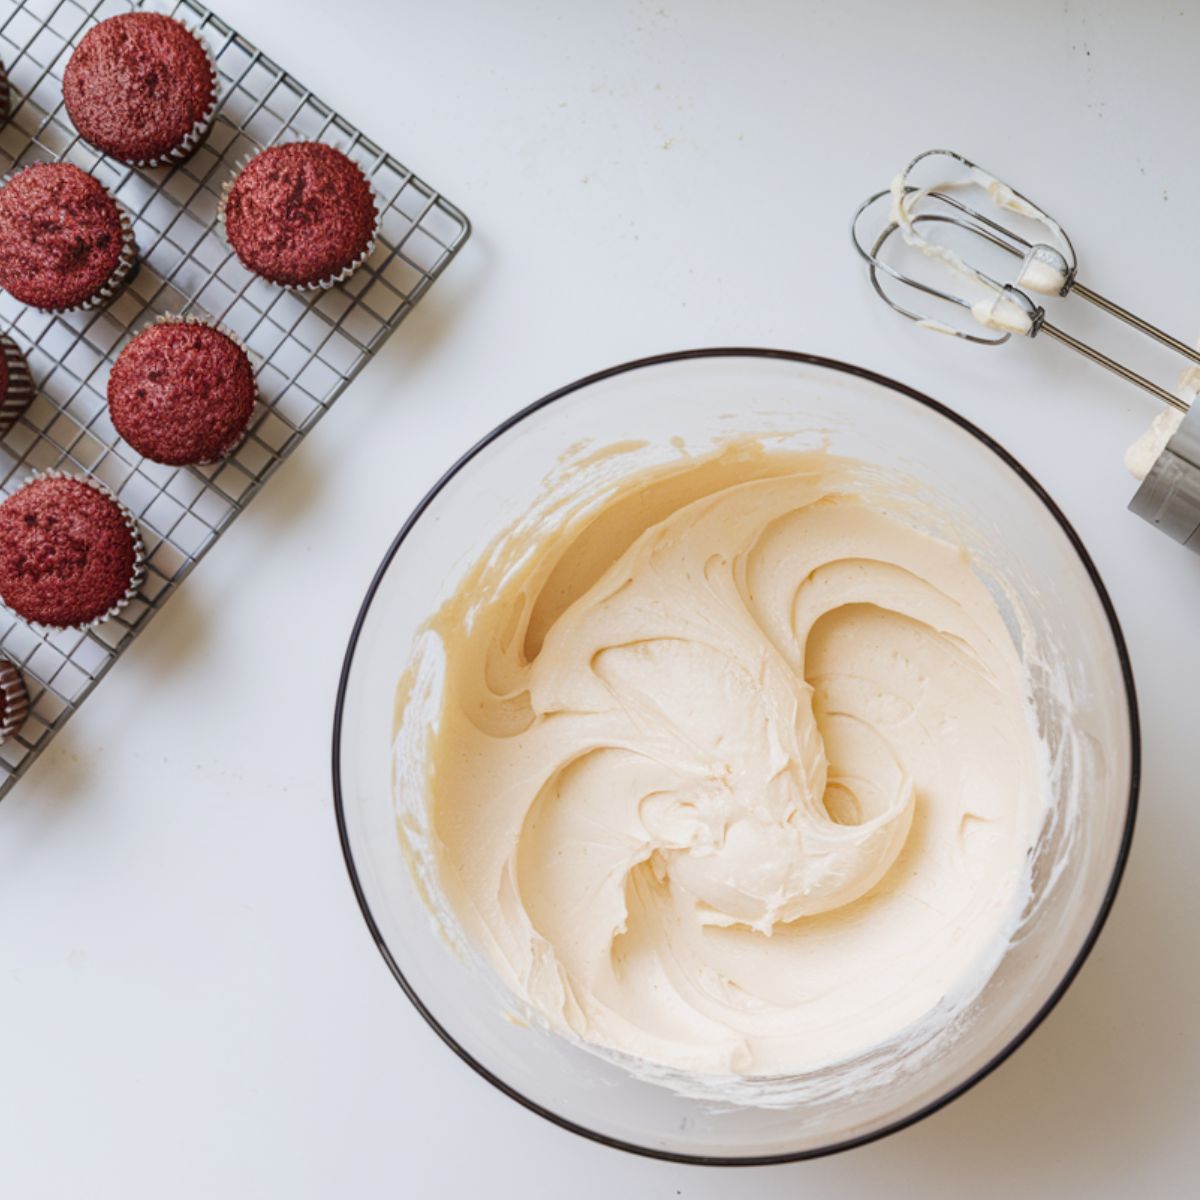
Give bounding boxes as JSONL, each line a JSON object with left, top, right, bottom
{"left": 421, "top": 445, "right": 1045, "bottom": 1077}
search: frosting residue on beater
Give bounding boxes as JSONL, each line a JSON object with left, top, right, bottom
{"left": 889, "top": 156, "right": 1072, "bottom": 336}
{"left": 1125, "top": 334, "right": 1199, "bottom": 480}
{"left": 970, "top": 291, "right": 1035, "bottom": 336}
{"left": 1126, "top": 408, "right": 1184, "bottom": 481}
{"left": 1015, "top": 246, "right": 1070, "bottom": 296}
{"left": 416, "top": 442, "right": 1048, "bottom": 1078}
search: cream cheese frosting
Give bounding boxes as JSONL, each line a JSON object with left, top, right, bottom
{"left": 970, "top": 291, "right": 1035, "bottom": 336}
{"left": 1126, "top": 407, "right": 1184, "bottom": 481}
{"left": 1124, "top": 333, "right": 1200, "bottom": 480}
{"left": 421, "top": 445, "right": 1047, "bottom": 1078}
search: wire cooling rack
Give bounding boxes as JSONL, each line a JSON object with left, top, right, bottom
{"left": 0, "top": 0, "right": 470, "bottom": 799}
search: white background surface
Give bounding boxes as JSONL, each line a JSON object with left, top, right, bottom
{"left": 2, "top": 0, "right": 1198, "bottom": 1195}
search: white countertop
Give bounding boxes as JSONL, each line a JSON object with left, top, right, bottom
{"left": 3, "top": 1, "right": 1199, "bottom": 1195}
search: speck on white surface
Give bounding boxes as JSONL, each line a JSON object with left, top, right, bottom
{"left": 2, "top": 1, "right": 1198, "bottom": 1197}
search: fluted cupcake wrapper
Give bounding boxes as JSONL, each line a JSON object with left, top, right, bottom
{"left": 0, "top": 331, "right": 34, "bottom": 439}
{"left": 217, "top": 144, "right": 382, "bottom": 292}
{"left": 126, "top": 311, "right": 259, "bottom": 464}
{"left": 120, "top": 21, "right": 219, "bottom": 168}
{"left": 19, "top": 470, "right": 146, "bottom": 631}
{"left": 0, "top": 656, "right": 29, "bottom": 745}
{"left": 145, "top": 310, "right": 252, "bottom": 356}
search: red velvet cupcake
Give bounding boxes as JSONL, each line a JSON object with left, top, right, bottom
{"left": 0, "top": 331, "right": 34, "bottom": 439}
{"left": 0, "top": 474, "right": 144, "bottom": 629}
{"left": 63, "top": 12, "right": 217, "bottom": 166}
{"left": 0, "top": 163, "right": 137, "bottom": 312}
{"left": 0, "top": 656, "right": 29, "bottom": 745}
{"left": 108, "top": 316, "right": 257, "bottom": 466}
{"left": 219, "top": 142, "right": 378, "bottom": 289}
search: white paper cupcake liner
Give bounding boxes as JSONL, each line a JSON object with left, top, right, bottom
{"left": 0, "top": 332, "right": 34, "bottom": 439}
{"left": 147, "top": 310, "right": 251, "bottom": 356}
{"left": 0, "top": 656, "right": 29, "bottom": 745}
{"left": 14, "top": 470, "right": 146, "bottom": 631}
{"left": 118, "top": 312, "right": 258, "bottom": 464}
{"left": 217, "top": 143, "right": 382, "bottom": 291}
{"left": 124, "top": 20, "right": 219, "bottom": 168}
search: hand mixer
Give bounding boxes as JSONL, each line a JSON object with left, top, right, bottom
{"left": 851, "top": 148, "right": 1200, "bottom": 552}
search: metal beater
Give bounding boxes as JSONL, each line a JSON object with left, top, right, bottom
{"left": 851, "top": 148, "right": 1200, "bottom": 551}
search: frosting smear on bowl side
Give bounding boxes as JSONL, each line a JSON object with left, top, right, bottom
{"left": 420, "top": 444, "right": 1047, "bottom": 1078}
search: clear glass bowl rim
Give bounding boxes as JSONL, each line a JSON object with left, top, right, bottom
{"left": 331, "top": 347, "right": 1141, "bottom": 1167}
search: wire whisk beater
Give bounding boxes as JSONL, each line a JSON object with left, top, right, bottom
{"left": 852, "top": 148, "right": 1197, "bottom": 414}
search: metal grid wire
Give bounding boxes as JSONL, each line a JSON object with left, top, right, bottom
{"left": 0, "top": 0, "right": 470, "bottom": 798}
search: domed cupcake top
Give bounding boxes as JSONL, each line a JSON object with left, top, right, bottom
{"left": 221, "top": 142, "right": 377, "bottom": 289}
{"left": 63, "top": 12, "right": 217, "bottom": 165}
{"left": 0, "top": 162, "right": 131, "bottom": 311}
{"left": 0, "top": 475, "right": 143, "bottom": 629}
{"left": 108, "top": 318, "right": 257, "bottom": 466}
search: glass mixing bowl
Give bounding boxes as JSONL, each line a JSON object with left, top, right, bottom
{"left": 333, "top": 350, "right": 1138, "bottom": 1164}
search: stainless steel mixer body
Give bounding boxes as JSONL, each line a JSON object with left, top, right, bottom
{"left": 1130, "top": 405, "right": 1200, "bottom": 549}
